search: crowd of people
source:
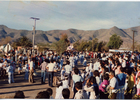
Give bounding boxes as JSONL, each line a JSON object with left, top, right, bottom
{"left": 1, "top": 49, "right": 140, "bottom": 99}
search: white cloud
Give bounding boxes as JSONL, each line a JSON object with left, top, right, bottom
{"left": 1, "top": 1, "right": 140, "bottom": 31}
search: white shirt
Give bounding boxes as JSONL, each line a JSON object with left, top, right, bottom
{"left": 65, "top": 64, "right": 72, "bottom": 74}
{"left": 109, "top": 77, "right": 118, "bottom": 93}
{"left": 137, "top": 80, "right": 140, "bottom": 89}
{"left": 74, "top": 89, "right": 88, "bottom": 99}
{"left": 85, "top": 66, "right": 89, "bottom": 73}
{"left": 63, "top": 80, "right": 69, "bottom": 89}
{"left": 96, "top": 76, "right": 101, "bottom": 86}
{"left": 47, "top": 63, "right": 55, "bottom": 72}
{"left": 69, "top": 56, "right": 75, "bottom": 63}
{"left": 55, "top": 86, "right": 63, "bottom": 99}
{"left": 89, "top": 63, "right": 93, "bottom": 71}
{"left": 7, "top": 65, "right": 14, "bottom": 73}
{"left": 84, "top": 85, "right": 96, "bottom": 99}
{"left": 29, "top": 61, "right": 34, "bottom": 71}
{"left": 94, "top": 61, "right": 100, "bottom": 71}
{"left": 119, "top": 57, "right": 122, "bottom": 64}
{"left": 0, "top": 63, "right": 3, "bottom": 68}
{"left": 130, "top": 62, "right": 135, "bottom": 68}
{"left": 122, "top": 60, "right": 126, "bottom": 68}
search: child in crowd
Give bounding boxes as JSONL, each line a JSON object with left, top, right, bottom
{"left": 35, "top": 91, "right": 50, "bottom": 99}
{"left": 24, "top": 61, "right": 29, "bottom": 80}
{"left": 124, "top": 76, "right": 128, "bottom": 91}
{"left": 85, "top": 64, "right": 90, "bottom": 73}
{"left": 18, "top": 61, "right": 22, "bottom": 74}
{"left": 60, "top": 57, "right": 63, "bottom": 70}
{"left": 46, "top": 88, "right": 54, "bottom": 99}
{"left": 81, "top": 69, "right": 86, "bottom": 80}
{"left": 61, "top": 66, "right": 65, "bottom": 80}
{"left": 62, "top": 76, "right": 69, "bottom": 89}
{"left": 14, "top": 90, "right": 25, "bottom": 98}
{"left": 83, "top": 58, "right": 87, "bottom": 67}
{"left": 62, "top": 88, "right": 70, "bottom": 99}
{"left": 55, "top": 82, "right": 63, "bottom": 99}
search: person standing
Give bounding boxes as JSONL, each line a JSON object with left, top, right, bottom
{"left": 29, "top": 58, "right": 35, "bottom": 83}
{"left": 83, "top": 58, "right": 87, "bottom": 67}
{"left": 7, "top": 63, "right": 14, "bottom": 84}
{"left": 74, "top": 82, "right": 88, "bottom": 99}
{"left": 65, "top": 61, "right": 72, "bottom": 87}
{"left": 40, "top": 59, "right": 48, "bottom": 84}
{"left": 18, "top": 61, "right": 22, "bottom": 74}
{"left": 125, "top": 69, "right": 134, "bottom": 99}
{"left": 116, "top": 67, "right": 126, "bottom": 99}
{"left": 69, "top": 55, "right": 75, "bottom": 68}
{"left": 72, "top": 68, "right": 83, "bottom": 98}
{"left": 136, "top": 76, "right": 140, "bottom": 96}
{"left": 47, "top": 59, "right": 55, "bottom": 87}
{"left": 84, "top": 76, "right": 99, "bottom": 99}
{"left": 24, "top": 61, "right": 29, "bottom": 80}
{"left": 108, "top": 71, "right": 118, "bottom": 99}
{"left": 60, "top": 57, "right": 63, "bottom": 70}
{"left": 99, "top": 73, "right": 109, "bottom": 99}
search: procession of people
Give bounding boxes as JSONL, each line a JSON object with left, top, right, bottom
{"left": 1, "top": 49, "right": 140, "bottom": 99}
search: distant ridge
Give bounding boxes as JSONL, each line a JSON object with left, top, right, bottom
{"left": 0, "top": 25, "right": 140, "bottom": 48}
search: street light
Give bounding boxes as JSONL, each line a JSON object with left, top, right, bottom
{"left": 30, "top": 17, "right": 40, "bottom": 56}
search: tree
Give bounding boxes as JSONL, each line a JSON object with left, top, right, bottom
{"left": 73, "top": 40, "right": 80, "bottom": 50}
{"left": 60, "top": 33, "right": 70, "bottom": 46}
{"left": 12, "top": 36, "right": 32, "bottom": 48}
{"left": 73, "top": 38, "right": 104, "bottom": 52}
{"left": 107, "top": 34, "right": 123, "bottom": 49}
{"left": 95, "top": 41, "right": 106, "bottom": 52}
{"left": 92, "top": 38, "right": 98, "bottom": 51}
{"left": 37, "top": 43, "right": 50, "bottom": 52}
{"left": 52, "top": 40, "right": 67, "bottom": 56}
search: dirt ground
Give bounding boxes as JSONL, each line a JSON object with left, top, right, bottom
{"left": 0, "top": 58, "right": 96, "bottom": 99}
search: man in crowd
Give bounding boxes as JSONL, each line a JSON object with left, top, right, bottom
{"left": 47, "top": 59, "right": 55, "bottom": 87}
{"left": 108, "top": 71, "right": 118, "bottom": 99}
{"left": 29, "top": 58, "right": 35, "bottom": 83}
{"left": 65, "top": 61, "right": 72, "bottom": 87}
{"left": 116, "top": 67, "right": 126, "bottom": 99}
{"left": 40, "top": 59, "right": 48, "bottom": 84}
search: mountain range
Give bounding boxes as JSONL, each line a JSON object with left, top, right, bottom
{"left": 0, "top": 25, "right": 140, "bottom": 49}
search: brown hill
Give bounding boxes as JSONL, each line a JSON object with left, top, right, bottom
{"left": 0, "top": 25, "right": 139, "bottom": 49}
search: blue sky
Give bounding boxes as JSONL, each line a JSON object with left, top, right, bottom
{"left": 0, "top": 0, "right": 140, "bottom": 31}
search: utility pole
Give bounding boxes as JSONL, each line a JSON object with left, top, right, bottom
{"left": 30, "top": 17, "right": 40, "bottom": 56}
{"left": 92, "top": 35, "right": 94, "bottom": 52}
{"left": 132, "top": 30, "right": 137, "bottom": 53}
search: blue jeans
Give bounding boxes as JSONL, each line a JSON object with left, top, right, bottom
{"left": 41, "top": 70, "right": 46, "bottom": 83}
{"left": 25, "top": 71, "right": 29, "bottom": 80}
{"left": 48, "top": 72, "right": 54, "bottom": 87}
